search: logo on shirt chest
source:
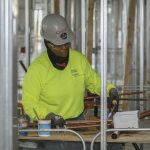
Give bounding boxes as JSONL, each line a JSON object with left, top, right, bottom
{"left": 71, "top": 69, "right": 79, "bottom": 76}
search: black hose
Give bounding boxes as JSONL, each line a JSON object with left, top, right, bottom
{"left": 19, "top": 60, "right": 27, "bottom": 72}
{"left": 132, "top": 143, "right": 140, "bottom": 150}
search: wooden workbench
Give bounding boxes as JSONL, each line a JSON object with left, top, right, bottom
{"left": 19, "top": 119, "right": 150, "bottom": 144}
{"left": 19, "top": 130, "right": 150, "bottom": 143}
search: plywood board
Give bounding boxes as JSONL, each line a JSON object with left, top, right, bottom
{"left": 19, "top": 130, "right": 150, "bottom": 143}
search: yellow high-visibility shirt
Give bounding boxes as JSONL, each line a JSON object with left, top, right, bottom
{"left": 22, "top": 49, "right": 115, "bottom": 120}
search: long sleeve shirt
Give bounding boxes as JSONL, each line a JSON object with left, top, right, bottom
{"left": 22, "top": 49, "right": 115, "bottom": 120}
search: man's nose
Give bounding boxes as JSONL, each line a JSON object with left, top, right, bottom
{"left": 62, "top": 45, "right": 67, "bottom": 49}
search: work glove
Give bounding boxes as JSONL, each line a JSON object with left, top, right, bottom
{"left": 109, "top": 88, "right": 119, "bottom": 112}
{"left": 45, "top": 113, "right": 65, "bottom": 128}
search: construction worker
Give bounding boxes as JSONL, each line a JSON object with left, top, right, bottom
{"left": 22, "top": 14, "right": 118, "bottom": 122}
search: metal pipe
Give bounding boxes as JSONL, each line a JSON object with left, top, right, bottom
{"left": 140, "top": 110, "right": 150, "bottom": 115}
{"left": 67, "top": 124, "right": 101, "bottom": 129}
{"left": 147, "top": 80, "right": 150, "bottom": 84}
{"left": 0, "top": 0, "right": 18, "bottom": 149}
{"left": 84, "top": 91, "right": 145, "bottom": 100}
{"left": 25, "top": 0, "right": 30, "bottom": 66}
{"left": 60, "top": 0, "right": 65, "bottom": 17}
{"left": 19, "top": 128, "right": 86, "bottom": 150}
{"left": 140, "top": 111, "right": 150, "bottom": 119}
{"left": 90, "top": 128, "right": 150, "bottom": 150}
{"left": 139, "top": 0, "right": 144, "bottom": 112}
{"left": 119, "top": 91, "right": 145, "bottom": 96}
{"left": 81, "top": 0, "right": 86, "bottom": 54}
{"left": 146, "top": 1, "right": 150, "bottom": 92}
{"left": 100, "top": 0, "right": 108, "bottom": 149}
{"left": 66, "top": 120, "right": 101, "bottom": 124}
{"left": 111, "top": 131, "right": 120, "bottom": 139}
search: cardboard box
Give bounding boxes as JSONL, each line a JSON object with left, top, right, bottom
{"left": 113, "top": 110, "right": 139, "bottom": 128}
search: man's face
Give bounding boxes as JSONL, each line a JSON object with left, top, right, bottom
{"left": 47, "top": 41, "right": 70, "bottom": 57}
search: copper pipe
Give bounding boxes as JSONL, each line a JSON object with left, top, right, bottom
{"left": 66, "top": 119, "right": 112, "bottom": 129}
{"left": 67, "top": 125, "right": 99, "bottom": 129}
{"left": 66, "top": 119, "right": 112, "bottom": 125}
{"left": 84, "top": 91, "right": 145, "bottom": 101}
{"left": 84, "top": 98, "right": 147, "bottom": 108}
{"left": 66, "top": 120, "right": 100, "bottom": 124}
{"left": 119, "top": 98, "right": 147, "bottom": 101}
{"left": 28, "top": 122, "right": 38, "bottom": 127}
{"left": 28, "top": 120, "right": 113, "bottom": 128}
{"left": 119, "top": 91, "right": 145, "bottom": 96}
{"left": 140, "top": 110, "right": 150, "bottom": 115}
{"left": 67, "top": 124, "right": 112, "bottom": 129}
{"left": 140, "top": 110, "right": 150, "bottom": 119}
{"left": 84, "top": 96, "right": 100, "bottom": 100}
{"left": 147, "top": 80, "right": 150, "bottom": 84}
{"left": 67, "top": 122, "right": 100, "bottom": 126}
{"left": 111, "top": 131, "right": 120, "bottom": 139}
{"left": 18, "top": 102, "right": 25, "bottom": 115}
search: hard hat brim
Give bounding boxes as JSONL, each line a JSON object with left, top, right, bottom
{"left": 41, "top": 29, "right": 74, "bottom": 45}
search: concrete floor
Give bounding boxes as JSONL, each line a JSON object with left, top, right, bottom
{"left": 19, "top": 141, "right": 123, "bottom": 150}
{"left": 124, "top": 143, "right": 150, "bottom": 150}
{"left": 19, "top": 140, "right": 150, "bottom": 150}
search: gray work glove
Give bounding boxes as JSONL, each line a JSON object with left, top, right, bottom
{"left": 109, "top": 88, "right": 119, "bottom": 103}
{"left": 109, "top": 88, "right": 119, "bottom": 112}
{"left": 45, "top": 113, "right": 65, "bottom": 128}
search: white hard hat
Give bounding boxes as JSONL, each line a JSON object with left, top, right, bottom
{"left": 41, "top": 14, "right": 74, "bottom": 45}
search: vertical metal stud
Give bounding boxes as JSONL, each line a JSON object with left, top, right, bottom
{"left": 0, "top": 0, "right": 18, "bottom": 149}
{"left": 100, "top": 0, "right": 108, "bottom": 149}
{"left": 139, "top": 0, "right": 144, "bottom": 112}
